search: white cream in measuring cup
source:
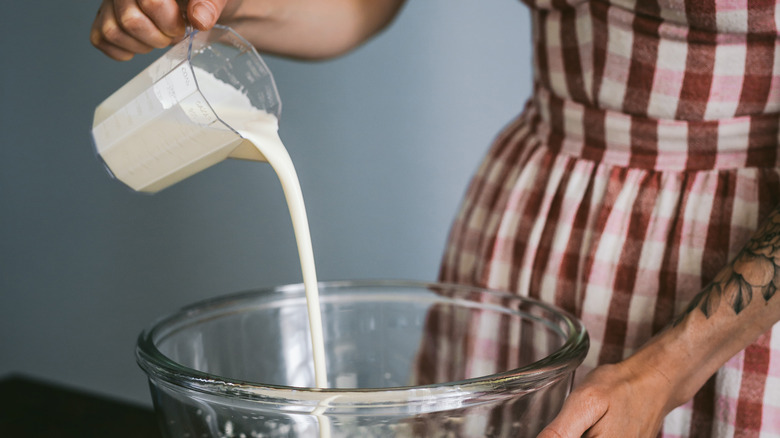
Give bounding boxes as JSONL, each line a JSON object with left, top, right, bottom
{"left": 92, "top": 26, "right": 328, "bottom": 389}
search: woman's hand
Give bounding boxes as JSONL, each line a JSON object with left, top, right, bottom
{"left": 91, "top": 0, "right": 407, "bottom": 61}
{"left": 538, "top": 208, "right": 780, "bottom": 437}
{"left": 90, "top": 0, "right": 231, "bottom": 60}
{"left": 537, "top": 359, "right": 673, "bottom": 437}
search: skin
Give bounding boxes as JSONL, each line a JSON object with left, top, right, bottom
{"left": 91, "top": 2, "right": 780, "bottom": 435}
{"left": 90, "top": 0, "right": 407, "bottom": 60}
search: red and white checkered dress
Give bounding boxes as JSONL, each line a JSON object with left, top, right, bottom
{"left": 438, "top": 0, "right": 780, "bottom": 435}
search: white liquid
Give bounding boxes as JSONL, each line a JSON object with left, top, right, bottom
{"left": 196, "top": 69, "right": 328, "bottom": 389}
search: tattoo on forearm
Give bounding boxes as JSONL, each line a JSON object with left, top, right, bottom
{"left": 675, "top": 212, "right": 780, "bottom": 325}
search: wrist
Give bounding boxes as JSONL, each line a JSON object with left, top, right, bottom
{"left": 622, "top": 314, "right": 723, "bottom": 412}
{"left": 625, "top": 297, "right": 770, "bottom": 412}
{"left": 620, "top": 332, "right": 689, "bottom": 414}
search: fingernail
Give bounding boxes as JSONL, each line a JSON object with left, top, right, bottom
{"left": 192, "top": 3, "right": 216, "bottom": 28}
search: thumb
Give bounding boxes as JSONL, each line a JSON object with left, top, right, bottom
{"left": 188, "top": 0, "right": 229, "bottom": 30}
{"left": 536, "top": 389, "right": 607, "bottom": 438}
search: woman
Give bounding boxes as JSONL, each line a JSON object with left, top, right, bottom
{"left": 91, "top": 0, "right": 780, "bottom": 435}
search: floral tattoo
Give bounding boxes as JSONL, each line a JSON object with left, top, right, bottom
{"left": 676, "top": 212, "right": 780, "bottom": 324}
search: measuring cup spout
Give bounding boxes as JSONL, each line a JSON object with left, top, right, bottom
{"left": 228, "top": 139, "right": 268, "bottom": 161}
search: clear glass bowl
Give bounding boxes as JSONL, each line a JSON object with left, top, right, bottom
{"left": 136, "top": 280, "right": 588, "bottom": 437}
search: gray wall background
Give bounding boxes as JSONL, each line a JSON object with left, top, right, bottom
{"left": 0, "top": 1, "right": 531, "bottom": 405}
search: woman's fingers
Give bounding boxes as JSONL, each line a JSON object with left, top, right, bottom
{"left": 111, "top": 0, "right": 179, "bottom": 48}
{"left": 90, "top": 0, "right": 186, "bottom": 60}
{"left": 187, "top": 0, "right": 231, "bottom": 30}
{"left": 136, "top": 0, "right": 187, "bottom": 38}
{"left": 91, "top": 1, "right": 152, "bottom": 60}
{"left": 91, "top": 37, "right": 139, "bottom": 61}
{"left": 91, "top": 0, "right": 235, "bottom": 61}
{"left": 537, "top": 387, "right": 607, "bottom": 438}
{"left": 536, "top": 360, "right": 671, "bottom": 438}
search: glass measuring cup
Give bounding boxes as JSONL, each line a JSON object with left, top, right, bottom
{"left": 91, "top": 25, "right": 280, "bottom": 193}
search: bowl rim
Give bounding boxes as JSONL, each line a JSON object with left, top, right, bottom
{"left": 136, "top": 279, "right": 589, "bottom": 410}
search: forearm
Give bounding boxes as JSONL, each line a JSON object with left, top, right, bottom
{"left": 219, "top": 0, "right": 406, "bottom": 59}
{"left": 634, "top": 206, "right": 780, "bottom": 410}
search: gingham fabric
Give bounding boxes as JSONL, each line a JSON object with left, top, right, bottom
{"left": 436, "top": 0, "right": 780, "bottom": 435}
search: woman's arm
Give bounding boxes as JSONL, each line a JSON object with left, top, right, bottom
{"left": 539, "top": 206, "right": 780, "bottom": 437}
{"left": 91, "top": 0, "right": 406, "bottom": 61}
{"left": 217, "top": 0, "right": 406, "bottom": 59}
